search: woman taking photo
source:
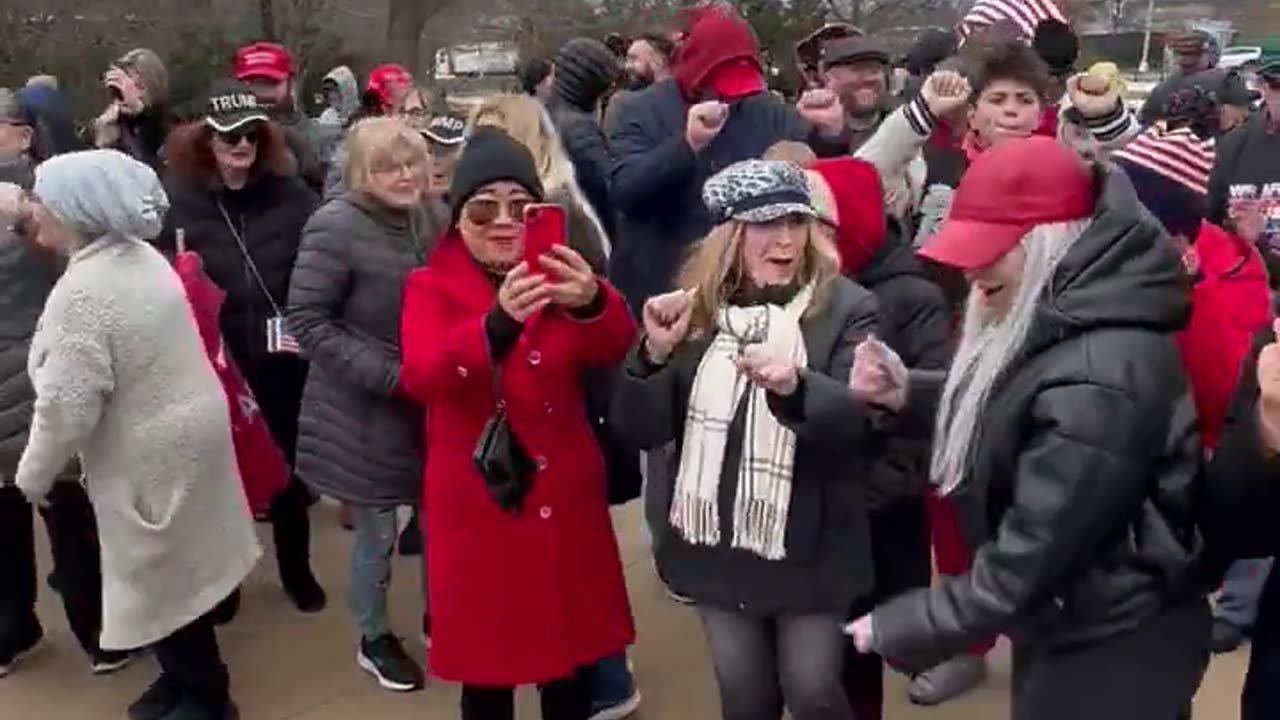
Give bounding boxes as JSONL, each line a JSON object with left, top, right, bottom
{"left": 399, "top": 127, "right": 635, "bottom": 720}
{"left": 6, "top": 149, "right": 259, "bottom": 720}
{"left": 611, "top": 159, "right": 880, "bottom": 720}
{"left": 289, "top": 117, "right": 442, "bottom": 693}
{"left": 846, "top": 137, "right": 1208, "bottom": 720}
{"left": 471, "top": 94, "right": 609, "bottom": 272}
{"left": 159, "top": 79, "right": 325, "bottom": 614}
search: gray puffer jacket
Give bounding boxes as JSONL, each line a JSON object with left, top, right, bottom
{"left": 0, "top": 160, "right": 61, "bottom": 481}
{"left": 287, "top": 193, "right": 446, "bottom": 505}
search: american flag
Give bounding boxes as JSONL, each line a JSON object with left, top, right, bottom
{"left": 958, "top": 0, "right": 1067, "bottom": 42}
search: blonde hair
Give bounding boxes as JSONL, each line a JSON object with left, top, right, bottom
{"left": 114, "top": 48, "right": 169, "bottom": 105}
{"left": 470, "top": 93, "right": 575, "bottom": 191}
{"left": 677, "top": 218, "right": 841, "bottom": 335}
{"left": 469, "top": 92, "right": 612, "bottom": 258}
{"left": 763, "top": 140, "right": 817, "bottom": 167}
{"left": 343, "top": 116, "right": 430, "bottom": 195}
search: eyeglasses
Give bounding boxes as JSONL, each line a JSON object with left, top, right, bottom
{"left": 370, "top": 158, "right": 426, "bottom": 177}
{"left": 215, "top": 129, "right": 260, "bottom": 146}
{"left": 463, "top": 198, "right": 532, "bottom": 226}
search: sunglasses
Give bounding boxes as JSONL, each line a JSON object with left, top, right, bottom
{"left": 215, "top": 128, "right": 260, "bottom": 146}
{"left": 463, "top": 198, "right": 532, "bottom": 226}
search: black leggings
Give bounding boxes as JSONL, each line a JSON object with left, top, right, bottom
{"left": 460, "top": 665, "right": 595, "bottom": 720}
{"left": 153, "top": 603, "right": 231, "bottom": 709}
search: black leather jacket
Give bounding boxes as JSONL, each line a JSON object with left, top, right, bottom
{"left": 873, "top": 168, "right": 1205, "bottom": 670}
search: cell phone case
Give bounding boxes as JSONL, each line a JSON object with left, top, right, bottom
{"left": 522, "top": 204, "right": 568, "bottom": 269}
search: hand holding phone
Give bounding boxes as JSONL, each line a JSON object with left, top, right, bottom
{"left": 522, "top": 203, "right": 567, "bottom": 272}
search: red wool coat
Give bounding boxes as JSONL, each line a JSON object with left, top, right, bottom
{"left": 400, "top": 234, "right": 637, "bottom": 686}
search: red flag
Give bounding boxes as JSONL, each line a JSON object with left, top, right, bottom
{"left": 174, "top": 248, "right": 289, "bottom": 516}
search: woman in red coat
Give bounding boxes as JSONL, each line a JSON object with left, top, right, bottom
{"left": 399, "top": 127, "right": 636, "bottom": 720}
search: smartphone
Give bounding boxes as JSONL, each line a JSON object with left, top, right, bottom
{"left": 522, "top": 203, "right": 567, "bottom": 271}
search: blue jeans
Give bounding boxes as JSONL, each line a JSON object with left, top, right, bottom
{"left": 1218, "top": 558, "right": 1274, "bottom": 629}
{"left": 591, "top": 652, "right": 635, "bottom": 706}
{"left": 348, "top": 505, "right": 418, "bottom": 641}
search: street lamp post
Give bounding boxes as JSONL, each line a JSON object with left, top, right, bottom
{"left": 1138, "top": 0, "right": 1157, "bottom": 73}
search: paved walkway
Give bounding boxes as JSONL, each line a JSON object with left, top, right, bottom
{"left": 5, "top": 503, "right": 1250, "bottom": 719}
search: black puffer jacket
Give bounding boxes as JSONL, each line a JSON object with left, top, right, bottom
{"left": 548, "top": 38, "right": 618, "bottom": 241}
{"left": 287, "top": 194, "right": 445, "bottom": 505}
{"left": 159, "top": 171, "right": 317, "bottom": 373}
{"left": 855, "top": 230, "right": 953, "bottom": 600}
{"left": 158, "top": 170, "right": 318, "bottom": 459}
{"left": 0, "top": 160, "right": 60, "bottom": 478}
{"left": 873, "top": 168, "right": 1204, "bottom": 669}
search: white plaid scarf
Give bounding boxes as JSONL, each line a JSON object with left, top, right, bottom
{"left": 669, "top": 283, "right": 812, "bottom": 560}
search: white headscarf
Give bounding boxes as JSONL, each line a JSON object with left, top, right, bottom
{"left": 33, "top": 149, "right": 168, "bottom": 241}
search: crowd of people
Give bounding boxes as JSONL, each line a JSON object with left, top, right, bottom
{"left": 2, "top": 3, "right": 1280, "bottom": 720}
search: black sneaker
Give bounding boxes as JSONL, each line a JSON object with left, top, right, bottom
{"left": 0, "top": 620, "right": 44, "bottom": 677}
{"left": 128, "top": 676, "right": 180, "bottom": 720}
{"left": 91, "top": 649, "right": 133, "bottom": 675}
{"left": 357, "top": 635, "right": 424, "bottom": 692}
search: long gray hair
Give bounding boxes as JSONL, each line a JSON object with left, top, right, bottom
{"left": 930, "top": 219, "right": 1092, "bottom": 495}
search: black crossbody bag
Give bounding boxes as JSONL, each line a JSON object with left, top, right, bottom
{"left": 472, "top": 361, "right": 536, "bottom": 514}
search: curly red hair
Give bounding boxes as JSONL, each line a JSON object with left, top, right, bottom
{"left": 163, "top": 120, "right": 293, "bottom": 184}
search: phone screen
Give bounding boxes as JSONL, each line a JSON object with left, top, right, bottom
{"left": 522, "top": 203, "right": 567, "bottom": 271}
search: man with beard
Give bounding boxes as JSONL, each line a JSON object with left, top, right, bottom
{"left": 233, "top": 42, "right": 331, "bottom": 192}
{"left": 623, "top": 33, "right": 674, "bottom": 90}
{"left": 820, "top": 33, "right": 895, "bottom": 151}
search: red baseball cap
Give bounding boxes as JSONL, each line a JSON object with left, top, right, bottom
{"left": 367, "top": 64, "right": 412, "bottom": 110}
{"left": 918, "top": 136, "right": 1096, "bottom": 270}
{"left": 234, "top": 42, "right": 293, "bottom": 82}
{"left": 704, "top": 58, "right": 765, "bottom": 99}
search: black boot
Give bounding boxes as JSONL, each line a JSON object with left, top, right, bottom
{"left": 270, "top": 480, "right": 325, "bottom": 613}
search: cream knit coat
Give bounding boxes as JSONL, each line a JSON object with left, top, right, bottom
{"left": 17, "top": 237, "right": 260, "bottom": 650}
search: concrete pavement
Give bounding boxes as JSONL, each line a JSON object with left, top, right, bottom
{"left": 3, "top": 502, "right": 1250, "bottom": 719}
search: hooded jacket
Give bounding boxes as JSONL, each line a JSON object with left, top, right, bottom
{"left": 548, "top": 38, "right": 619, "bottom": 242}
{"left": 318, "top": 66, "right": 359, "bottom": 127}
{"left": 871, "top": 167, "right": 1204, "bottom": 669}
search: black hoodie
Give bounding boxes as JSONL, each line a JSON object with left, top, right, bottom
{"left": 872, "top": 167, "right": 1204, "bottom": 671}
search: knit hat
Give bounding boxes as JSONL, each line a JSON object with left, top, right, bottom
{"left": 1113, "top": 125, "right": 1213, "bottom": 238}
{"left": 34, "top": 149, "right": 169, "bottom": 240}
{"left": 904, "top": 28, "right": 959, "bottom": 77}
{"left": 552, "top": 38, "right": 620, "bottom": 111}
{"left": 1032, "top": 19, "right": 1079, "bottom": 77}
{"left": 805, "top": 157, "right": 887, "bottom": 274}
{"left": 448, "top": 127, "right": 545, "bottom": 224}
{"left": 1113, "top": 125, "right": 1214, "bottom": 195}
{"left": 703, "top": 160, "right": 815, "bottom": 225}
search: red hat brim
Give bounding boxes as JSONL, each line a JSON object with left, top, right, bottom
{"left": 918, "top": 219, "right": 1032, "bottom": 270}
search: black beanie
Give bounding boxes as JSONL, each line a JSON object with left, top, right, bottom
{"left": 449, "top": 127, "right": 545, "bottom": 224}
{"left": 1032, "top": 19, "right": 1079, "bottom": 77}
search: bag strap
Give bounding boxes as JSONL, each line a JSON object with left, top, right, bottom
{"left": 216, "top": 198, "right": 284, "bottom": 317}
